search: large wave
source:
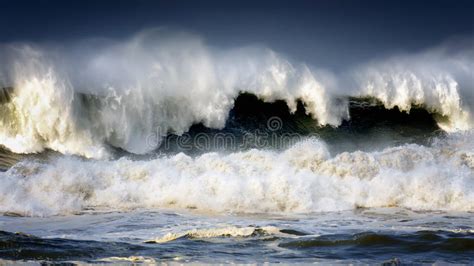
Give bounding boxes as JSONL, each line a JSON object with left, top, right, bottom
{"left": 0, "top": 30, "right": 472, "bottom": 158}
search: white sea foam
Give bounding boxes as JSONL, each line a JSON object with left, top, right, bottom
{"left": 0, "top": 30, "right": 472, "bottom": 158}
{"left": 354, "top": 45, "right": 474, "bottom": 131}
{"left": 146, "top": 226, "right": 283, "bottom": 243}
{"left": 1, "top": 135, "right": 472, "bottom": 217}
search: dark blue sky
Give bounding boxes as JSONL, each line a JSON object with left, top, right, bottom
{"left": 0, "top": 0, "right": 473, "bottom": 69}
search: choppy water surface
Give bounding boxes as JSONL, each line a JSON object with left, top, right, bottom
{"left": 1, "top": 208, "right": 473, "bottom": 264}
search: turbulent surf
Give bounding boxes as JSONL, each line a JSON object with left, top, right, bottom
{"left": 0, "top": 30, "right": 472, "bottom": 159}
{"left": 0, "top": 30, "right": 473, "bottom": 264}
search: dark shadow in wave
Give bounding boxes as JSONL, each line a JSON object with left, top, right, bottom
{"left": 279, "top": 230, "right": 474, "bottom": 263}
{"left": 0, "top": 89, "right": 443, "bottom": 164}
{"left": 159, "top": 93, "right": 442, "bottom": 155}
{"left": 0, "top": 146, "right": 22, "bottom": 172}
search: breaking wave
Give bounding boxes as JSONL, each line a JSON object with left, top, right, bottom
{"left": 0, "top": 30, "right": 472, "bottom": 158}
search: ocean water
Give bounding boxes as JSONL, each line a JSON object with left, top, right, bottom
{"left": 0, "top": 31, "right": 473, "bottom": 264}
{"left": 1, "top": 209, "right": 473, "bottom": 264}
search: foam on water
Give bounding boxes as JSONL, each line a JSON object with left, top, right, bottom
{"left": 146, "top": 226, "right": 284, "bottom": 243}
{"left": 1, "top": 133, "right": 472, "bottom": 217}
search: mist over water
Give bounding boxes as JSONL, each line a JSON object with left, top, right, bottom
{"left": 0, "top": 29, "right": 472, "bottom": 158}
{"left": 0, "top": 28, "right": 473, "bottom": 264}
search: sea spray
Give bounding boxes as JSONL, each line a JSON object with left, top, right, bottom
{"left": 0, "top": 30, "right": 472, "bottom": 158}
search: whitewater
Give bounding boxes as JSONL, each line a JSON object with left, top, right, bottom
{"left": 0, "top": 30, "right": 473, "bottom": 264}
{"left": 0, "top": 30, "right": 472, "bottom": 159}
{"left": 1, "top": 134, "right": 473, "bottom": 216}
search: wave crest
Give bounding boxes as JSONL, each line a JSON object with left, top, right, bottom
{"left": 0, "top": 30, "right": 472, "bottom": 158}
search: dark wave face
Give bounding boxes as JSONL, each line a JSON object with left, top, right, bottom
{"left": 157, "top": 93, "right": 442, "bottom": 155}
{"left": 0, "top": 92, "right": 442, "bottom": 165}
